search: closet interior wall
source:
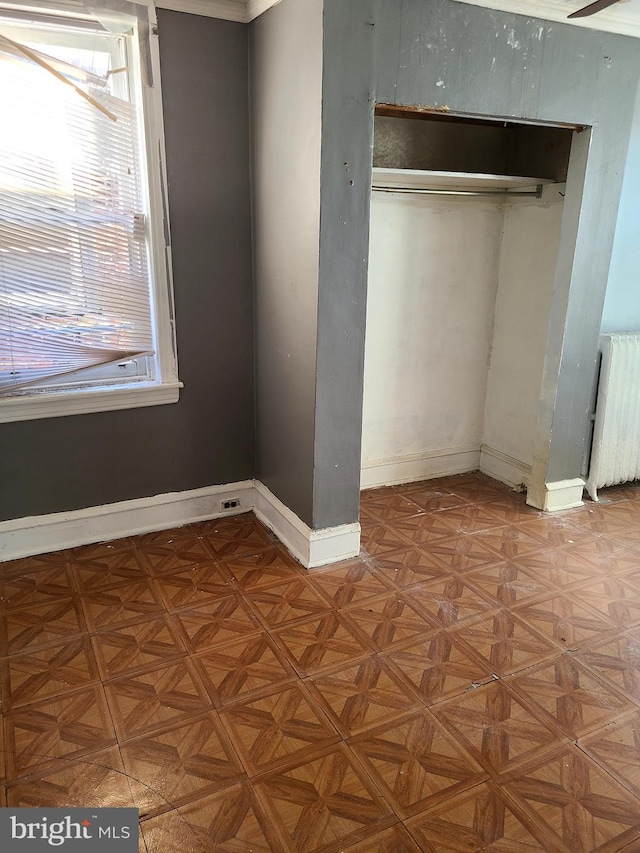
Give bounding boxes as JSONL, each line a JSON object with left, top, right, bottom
{"left": 361, "top": 112, "right": 572, "bottom": 491}
{"left": 481, "top": 191, "right": 565, "bottom": 487}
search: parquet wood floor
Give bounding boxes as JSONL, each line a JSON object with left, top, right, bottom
{"left": 2, "top": 473, "right": 640, "bottom": 850}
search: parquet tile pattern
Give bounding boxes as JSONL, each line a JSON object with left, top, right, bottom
{"left": 2, "top": 472, "right": 640, "bottom": 851}
{"left": 120, "top": 712, "right": 246, "bottom": 816}
{"left": 218, "top": 682, "right": 340, "bottom": 774}
{"left": 252, "top": 744, "right": 395, "bottom": 850}
{"left": 503, "top": 745, "right": 640, "bottom": 851}
{"left": 5, "top": 685, "right": 116, "bottom": 778}
{"left": 348, "top": 709, "right": 487, "bottom": 816}
{"left": 430, "top": 680, "right": 565, "bottom": 775}
{"left": 306, "top": 655, "right": 423, "bottom": 736}
{"left": 405, "top": 781, "right": 555, "bottom": 851}
{"left": 506, "top": 655, "right": 635, "bottom": 738}
{"left": 382, "top": 631, "right": 494, "bottom": 705}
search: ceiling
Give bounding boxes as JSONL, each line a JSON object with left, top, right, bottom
{"left": 452, "top": 0, "right": 640, "bottom": 37}
{"left": 155, "top": 0, "right": 281, "bottom": 24}
{"left": 157, "top": 0, "right": 640, "bottom": 36}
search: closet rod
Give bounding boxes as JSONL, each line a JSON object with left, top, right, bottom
{"left": 372, "top": 185, "right": 543, "bottom": 198}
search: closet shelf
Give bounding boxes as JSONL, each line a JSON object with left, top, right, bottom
{"left": 372, "top": 168, "right": 554, "bottom": 193}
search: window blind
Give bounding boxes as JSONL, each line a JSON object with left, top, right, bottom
{"left": 0, "top": 28, "right": 154, "bottom": 394}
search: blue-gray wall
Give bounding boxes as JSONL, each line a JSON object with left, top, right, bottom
{"left": 0, "top": 11, "right": 254, "bottom": 522}
{"left": 602, "top": 78, "right": 640, "bottom": 333}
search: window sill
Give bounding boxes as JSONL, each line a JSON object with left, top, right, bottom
{"left": 0, "top": 381, "right": 183, "bottom": 424}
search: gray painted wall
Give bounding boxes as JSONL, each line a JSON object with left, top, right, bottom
{"left": 313, "top": 0, "right": 640, "bottom": 526}
{"left": 601, "top": 77, "right": 640, "bottom": 333}
{"left": 250, "top": 0, "right": 323, "bottom": 527}
{"left": 5, "top": 0, "right": 638, "bottom": 536}
{"left": 0, "top": 11, "right": 254, "bottom": 522}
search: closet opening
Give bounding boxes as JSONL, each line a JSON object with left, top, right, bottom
{"left": 361, "top": 106, "right": 582, "bottom": 499}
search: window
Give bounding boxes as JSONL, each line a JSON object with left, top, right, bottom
{"left": 0, "top": 0, "right": 180, "bottom": 423}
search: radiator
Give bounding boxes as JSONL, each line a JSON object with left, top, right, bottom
{"left": 586, "top": 333, "right": 640, "bottom": 501}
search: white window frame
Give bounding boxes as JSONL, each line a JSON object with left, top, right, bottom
{"left": 0, "top": 0, "right": 181, "bottom": 424}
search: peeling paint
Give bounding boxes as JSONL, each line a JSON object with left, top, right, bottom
{"left": 507, "top": 30, "right": 521, "bottom": 50}
{"left": 317, "top": 0, "right": 640, "bottom": 527}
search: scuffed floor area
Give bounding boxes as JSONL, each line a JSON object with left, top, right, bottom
{"left": 2, "top": 473, "right": 640, "bottom": 851}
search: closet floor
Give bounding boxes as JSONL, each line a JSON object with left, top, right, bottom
{"left": 2, "top": 473, "right": 640, "bottom": 851}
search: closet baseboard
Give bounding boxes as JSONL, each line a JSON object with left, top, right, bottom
{"left": 479, "top": 445, "right": 531, "bottom": 490}
{"left": 254, "top": 481, "right": 360, "bottom": 568}
{"left": 360, "top": 446, "right": 480, "bottom": 490}
{"left": 528, "top": 478, "right": 585, "bottom": 512}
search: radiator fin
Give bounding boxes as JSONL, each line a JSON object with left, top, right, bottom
{"left": 587, "top": 333, "right": 640, "bottom": 501}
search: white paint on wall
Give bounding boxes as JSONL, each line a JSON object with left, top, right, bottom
{"left": 361, "top": 445, "right": 481, "bottom": 490}
{"left": 483, "top": 198, "right": 563, "bottom": 472}
{"left": 361, "top": 193, "right": 504, "bottom": 476}
{"left": 361, "top": 190, "right": 563, "bottom": 491}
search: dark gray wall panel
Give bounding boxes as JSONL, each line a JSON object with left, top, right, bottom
{"left": 314, "top": 0, "right": 640, "bottom": 526}
{"left": 313, "top": 0, "right": 377, "bottom": 528}
{"left": 251, "top": 0, "right": 323, "bottom": 527}
{"left": 0, "top": 11, "right": 254, "bottom": 522}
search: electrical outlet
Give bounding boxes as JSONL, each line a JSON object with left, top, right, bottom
{"left": 220, "top": 498, "right": 240, "bottom": 512}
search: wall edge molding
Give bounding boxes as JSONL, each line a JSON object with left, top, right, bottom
{"left": 480, "top": 444, "right": 531, "bottom": 490}
{"left": 360, "top": 445, "right": 481, "bottom": 490}
{"left": 155, "top": 0, "right": 248, "bottom": 23}
{"left": 1, "top": 480, "right": 361, "bottom": 568}
{"left": 306, "top": 522, "right": 362, "bottom": 569}
{"left": 0, "top": 481, "right": 255, "bottom": 562}
{"left": 527, "top": 477, "right": 585, "bottom": 512}
{"left": 245, "top": 0, "right": 282, "bottom": 22}
{"left": 155, "top": 0, "right": 282, "bottom": 23}
{"left": 253, "top": 481, "right": 360, "bottom": 568}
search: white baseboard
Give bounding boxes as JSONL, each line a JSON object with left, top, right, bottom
{"left": 360, "top": 446, "right": 480, "bottom": 490}
{"left": 479, "top": 445, "right": 531, "bottom": 490}
{"left": 527, "top": 478, "right": 585, "bottom": 512}
{"left": 253, "top": 481, "right": 360, "bottom": 569}
{"left": 0, "top": 482, "right": 254, "bottom": 563}
{"left": 0, "top": 479, "right": 361, "bottom": 569}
